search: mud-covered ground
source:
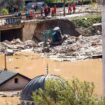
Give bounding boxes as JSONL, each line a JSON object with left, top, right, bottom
{"left": 0, "top": 52, "right": 103, "bottom": 105}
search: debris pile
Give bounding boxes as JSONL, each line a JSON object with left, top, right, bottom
{"left": 0, "top": 35, "right": 102, "bottom": 61}
{"left": 0, "top": 39, "right": 37, "bottom": 53}
{"left": 36, "top": 35, "right": 102, "bottom": 61}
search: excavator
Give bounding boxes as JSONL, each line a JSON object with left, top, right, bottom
{"left": 43, "top": 27, "right": 63, "bottom": 46}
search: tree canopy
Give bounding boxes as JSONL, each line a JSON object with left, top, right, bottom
{"left": 32, "top": 79, "right": 105, "bottom": 105}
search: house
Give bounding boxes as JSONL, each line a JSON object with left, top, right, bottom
{"left": 0, "top": 70, "right": 31, "bottom": 91}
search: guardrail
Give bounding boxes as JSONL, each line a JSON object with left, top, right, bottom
{"left": 0, "top": 15, "right": 21, "bottom": 26}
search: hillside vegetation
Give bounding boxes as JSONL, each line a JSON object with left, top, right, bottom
{"left": 71, "top": 15, "right": 101, "bottom": 28}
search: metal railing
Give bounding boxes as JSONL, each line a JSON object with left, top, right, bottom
{"left": 0, "top": 15, "right": 21, "bottom": 26}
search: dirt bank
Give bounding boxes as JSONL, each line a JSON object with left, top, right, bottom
{"left": 23, "top": 19, "right": 80, "bottom": 41}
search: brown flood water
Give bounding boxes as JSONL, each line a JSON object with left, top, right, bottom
{"left": 0, "top": 52, "right": 103, "bottom": 105}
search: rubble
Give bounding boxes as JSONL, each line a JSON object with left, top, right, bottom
{"left": 0, "top": 39, "right": 36, "bottom": 53}
{"left": 0, "top": 35, "right": 102, "bottom": 61}
{"left": 38, "top": 35, "right": 102, "bottom": 61}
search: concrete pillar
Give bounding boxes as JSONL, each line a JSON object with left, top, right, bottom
{"left": 102, "top": 5, "right": 105, "bottom": 95}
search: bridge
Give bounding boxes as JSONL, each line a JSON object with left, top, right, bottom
{"left": 0, "top": 7, "right": 99, "bottom": 42}
{"left": 0, "top": 10, "right": 64, "bottom": 41}
{"left": 0, "top": 14, "right": 24, "bottom": 41}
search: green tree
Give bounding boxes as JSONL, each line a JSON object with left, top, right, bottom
{"left": 32, "top": 78, "right": 105, "bottom": 105}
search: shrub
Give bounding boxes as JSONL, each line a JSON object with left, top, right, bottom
{"left": 71, "top": 15, "right": 101, "bottom": 28}
{"left": 32, "top": 78, "right": 105, "bottom": 105}
{"left": 0, "top": 8, "right": 9, "bottom": 15}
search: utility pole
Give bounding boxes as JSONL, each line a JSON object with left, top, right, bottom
{"left": 102, "top": 0, "right": 105, "bottom": 95}
{"left": 63, "top": 0, "right": 66, "bottom": 16}
{"left": 46, "top": 64, "right": 49, "bottom": 75}
{"left": 0, "top": 27, "right": 7, "bottom": 71}
{"left": 4, "top": 52, "right": 7, "bottom": 71}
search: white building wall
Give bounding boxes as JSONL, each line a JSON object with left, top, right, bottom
{"left": 0, "top": 75, "right": 30, "bottom": 91}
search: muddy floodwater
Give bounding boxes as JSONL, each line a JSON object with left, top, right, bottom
{"left": 0, "top": 52, "right": 103, "bottom": 105}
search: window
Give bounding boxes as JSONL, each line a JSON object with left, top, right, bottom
{"left": 14, "top": 78, "right": 18, "bottom": 84}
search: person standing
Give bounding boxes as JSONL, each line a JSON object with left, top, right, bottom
{"left": 51, "top": 5, "right": 57, "bottom": 17}
{"left": 48, "top": 6, "right": 51, "bottom": 15}
{"left": 44, "top": 5, "right": 50, "bottom": 17}
{"left": 51, "top": 7, "right": 54, "bottom": 16}
{"left": 72, "top": 2, "right": 76, "bottom": 13}
{"left": 34, "top": 4, "right": 37, "bottom": 11}
{"left": 53, "top": 5, "right": 57, "bottom": 16}
{"left": 29, "top": 9, "right": 34, "bottom": 19}
{"left": 68, "top": 4, "right": 72, "bottom": 14}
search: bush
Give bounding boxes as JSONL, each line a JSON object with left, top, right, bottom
{"left": 0, "top": 8, "right": 9, "bottom": 15}
{"left": 32, "top": 78, "right": 105, "bottom": 105}
{"left": 71, "top": 15, "right": 101, "bottom": 28}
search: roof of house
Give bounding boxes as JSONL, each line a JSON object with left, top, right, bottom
{"left": 0, "top": 70, "right": 31, "bottom": 86}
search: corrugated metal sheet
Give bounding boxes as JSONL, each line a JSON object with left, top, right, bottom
{"left": 21, "top": 74, "right": 65, "bottom": 101}
{"left": 21, "top": 75, "right": 45, "bottom": 101}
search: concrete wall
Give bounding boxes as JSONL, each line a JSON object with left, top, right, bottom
{"left": 23, "top": 22, "right": 37, "bottom": 41}
{"left": 0, "top": 75, "right": 30, "bottom": 91}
